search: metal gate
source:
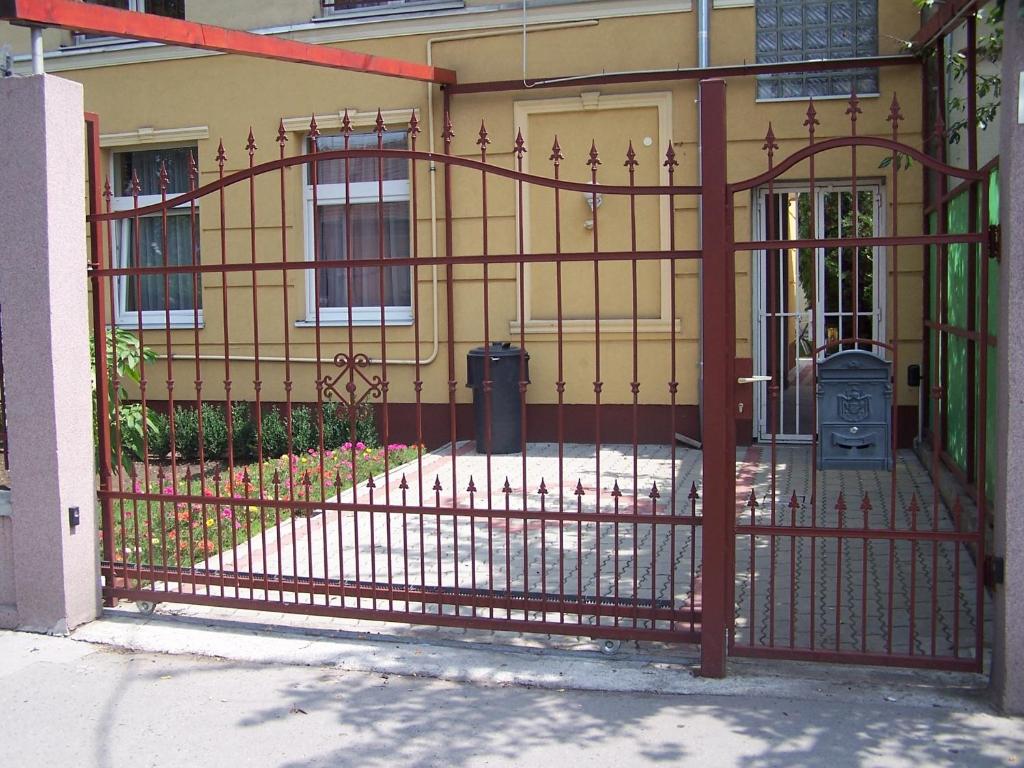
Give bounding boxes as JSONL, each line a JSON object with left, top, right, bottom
{"left": 89, "top": 80, "right": 989, "bottom": 675}
{"left": 90, "top": 83, "right": 738, "bottom": 673}
{"left": 728, "top": 93, "right": 990, "bottom": 671}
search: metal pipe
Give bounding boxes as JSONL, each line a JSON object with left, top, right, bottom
{"left": 30, "top": 25, "right": 42, "bottom": 74}
{"left": 697, "top": 0, "right": 710, "bottom": 69}
{"left": 448, "top": 54, "right": 917, "bottom": 94}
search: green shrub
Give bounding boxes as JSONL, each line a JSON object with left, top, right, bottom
{"left": 321, "top": 402, "right": 348, "bottom": 450}
{"left": 147, "top": 410, "right": 169, "bottom": 459}
{"left": 354, "top": 404, "right": 378, "bottom": 447}
{"left": 290, "top": 405, "right": 316, "bottom": 454}
{"left": 230, "top": 401, "right": 256, "bottom": 462}
{"left": 171, "top": 405, "right": 199, "bottom": 462}
{"left": 200, "top": 403, "right": 228, "bottom": 461}
{"left": 259, "top": 408, "right": 289, "bottom": 459}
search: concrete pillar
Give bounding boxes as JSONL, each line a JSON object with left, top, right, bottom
{"left": 0, "top": 74, "right": 99, "bottom": 634}
{"left": 993, "top": 0, "right": 1024, "bottom": 715}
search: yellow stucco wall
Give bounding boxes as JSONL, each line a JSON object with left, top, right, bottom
{"left": 1, "top": 1, "right": 927, "bottom": 417}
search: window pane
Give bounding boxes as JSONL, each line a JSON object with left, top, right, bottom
{"left": 122, "top": 215, "right": 200, "bottom": 312}
{"left": 146, "top": 0, "right": 185, "bottom": 18}
{"left": 115, "top": 147, "right": 194, "bottom": 196}
{"left": 312, "top": 131, "right": 408, "bottom": 185}
{"left": 755, "top": 0, "right": 878, "bottom": 99}
{"left": 316, "top": 202, "right": 410, "bottom": 309}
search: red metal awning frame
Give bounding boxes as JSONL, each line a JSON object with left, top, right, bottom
{"left": 0, "top": 0, "right": 457, "bottom": 84}
{"left": 910, "top": 0, "right": 984, "bottom": 50}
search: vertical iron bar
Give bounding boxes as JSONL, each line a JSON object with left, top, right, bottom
{"left": 627, "top": 142, "right": 640, "bottom": 630}
{"left": 698, "top": 79, "right": 733, "bottom": 677}
{"left": 86, "top": 114, "right": 117, "bottom": 606}
{"left": 276, "top": 122, "right": 291, "bottom": 604}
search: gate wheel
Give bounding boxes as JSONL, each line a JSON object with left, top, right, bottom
{"left": 600, "top": 639, "right": 621, "bottom": 655}
{"left": 136, "top": 601, "right": 157, "bottom": 616}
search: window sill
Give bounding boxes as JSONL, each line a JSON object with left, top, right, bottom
{"left": 111, "top": 316, "right": 204, "bottom": 331}
{"left": 296, "top": 317, "right": 414, "bottom": 328}
{"left": 313, "top": 1, "right": 464, "bottom": 23}
{"left": 755, "top": 93, "right": 880, "bottom": 104}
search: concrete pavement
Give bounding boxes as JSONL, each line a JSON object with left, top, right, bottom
{"left": 1, "top": 628, "right": 1022, "bottom": 767}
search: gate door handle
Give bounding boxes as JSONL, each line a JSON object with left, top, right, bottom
{"left": 737, "top": 376, "right": 772, "bottom": 384}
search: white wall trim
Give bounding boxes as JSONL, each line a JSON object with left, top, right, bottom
{"left": 712, "top": 0, "right": 753, "bottom": 7}
{"left": 282, "top": 108, "right": 419, "bottom": 134}
{"left": 99, "top": 125, "right": 209, "bottom": 148}
{"left": 512, "top": 90, "right": 675, "bottom": 334}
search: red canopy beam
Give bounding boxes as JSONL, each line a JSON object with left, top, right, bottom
{"left": 910, "top": 0, "right": 983, "bottom": 50}
{"left": 0, "top": 0, "right": 457, "bottom": 84}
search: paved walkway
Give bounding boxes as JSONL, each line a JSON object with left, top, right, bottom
{"left": 154, "top": 443, "right": 984, "bottom": 662}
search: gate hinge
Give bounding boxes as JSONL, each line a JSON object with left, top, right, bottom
{"left": 984, "top": 555, "right": 1005, "bottom": 588}
{"left": 989, "top": 224, "right": 1001, "bottom": 261}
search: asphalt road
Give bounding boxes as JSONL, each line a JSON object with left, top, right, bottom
{"left": 1, "top": 631, "right": 1022, "bottom": 768}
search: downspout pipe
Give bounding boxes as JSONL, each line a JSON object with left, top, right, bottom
{"left": 698, "top": 0, "right": 710, "bottom": 69}
{"left": 696, "top": 0, "right": 710, "bottom": 446}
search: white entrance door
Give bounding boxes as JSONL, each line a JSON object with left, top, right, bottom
{"left": 753, "top": 184, "right": 885, "bottom": 442}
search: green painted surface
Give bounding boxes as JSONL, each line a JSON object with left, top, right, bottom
{"left": 947, "top": 193, "right": 969, "bottom": 472}
{"left": 984, "top": 169, "right": 1000, "bottom": 500}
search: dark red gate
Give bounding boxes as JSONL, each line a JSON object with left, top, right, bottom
{"left": 727, "top": 93, "right": 990, "bottom": 671}
{"left": 88, "top": 78, "right": 988, "bottom": 675}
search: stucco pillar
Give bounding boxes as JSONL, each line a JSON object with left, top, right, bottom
{"left": 993, "top": 0, "right": 1024, "bottom": 715}
{"left": 0, "top": 74, "right": 100, "bottom": 633}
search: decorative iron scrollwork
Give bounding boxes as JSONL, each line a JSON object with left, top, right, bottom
{"left": 318, "top": 353, "right": 383, "bottom": 414}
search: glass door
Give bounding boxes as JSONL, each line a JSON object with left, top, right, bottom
{"left": 754, "top": 184, "right": 883, "bottom": 442}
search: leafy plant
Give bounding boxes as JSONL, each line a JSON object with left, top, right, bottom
{"left": 230, "top": 401, "right": 255, "bottom": 462}
{"left": 171, "top": 405, "right": 199, "bottom": 462}
{"left": 910, "top": 1, "right": 1003, "bottom": 144}
{"left": 202, "top": 403, "right": 229, "bottom": 461}
{"left": 148, "top": 410, "right": 170, "bottom": 460}
{"left": 290, "top": 405, "right": 317, "bottom": 454}
{"left": 260, "top": 408, "right": 289, "bottom": 459}
{"left": 92, "top": 328, "right": 160, "bottom": 471}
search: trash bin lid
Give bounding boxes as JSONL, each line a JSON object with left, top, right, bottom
{"left": 467, "top": 342, "right": 528, "bottom": 358}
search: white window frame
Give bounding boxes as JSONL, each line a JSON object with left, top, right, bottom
{"left": 302, "top": 158, "right": 413, "bottom": 327}
{"left": 72, "top": 1, "right": 183, "bottom": 46}
{"left": 111, "top": 149, "right": 203, "bottom": 330}
{"left": 318, "top": 0, "right": 463, "bottom": 21}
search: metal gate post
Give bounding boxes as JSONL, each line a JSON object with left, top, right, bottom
{"left": 698, "top": 78, "right": 734, "bottom": 677}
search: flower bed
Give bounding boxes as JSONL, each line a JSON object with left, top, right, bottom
{"left": 110, "top": 441, "right": 420, "bottom": 569}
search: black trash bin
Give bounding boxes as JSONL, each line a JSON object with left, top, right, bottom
{"left": 466, "top": 342, "right": 529, "bottom": 454}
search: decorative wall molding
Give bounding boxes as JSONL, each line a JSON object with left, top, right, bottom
{"left": 281, "top": 108, "right": 419, "bottom": 134}
{"left": 99, "top": 125, "right": 209, "bottom": 148}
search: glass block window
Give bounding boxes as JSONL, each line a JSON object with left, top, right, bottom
{"left": 755, "top": 0, "right": 879, "bottom": 100}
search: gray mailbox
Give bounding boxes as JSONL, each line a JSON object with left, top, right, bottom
{"left": 816, "top": 350, "right": 893, "bottom": 471}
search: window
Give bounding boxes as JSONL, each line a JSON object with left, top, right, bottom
{"left": 75, "top": 1, "right": 185, "bottom": 43}
{"left": 320, "top": 0, "right": 461, "bottom": 18}
{"left": 304, "top": 131, "right": 412, "bottom": 326}
{"left": 84, "top": 0, "right": 184, "bottom": 17}
{"left": 112, "top": 147, "right": 202, "bottom": 328}
{"left": 755, "top": 0, "right": 878, "bottom": 100}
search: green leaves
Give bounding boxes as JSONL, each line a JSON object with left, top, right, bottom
{"left": 878, "top": 153, "right": 914, "bottom": 171}
{"left": 92, "top": 328, "right": 160, "bottom": 472}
